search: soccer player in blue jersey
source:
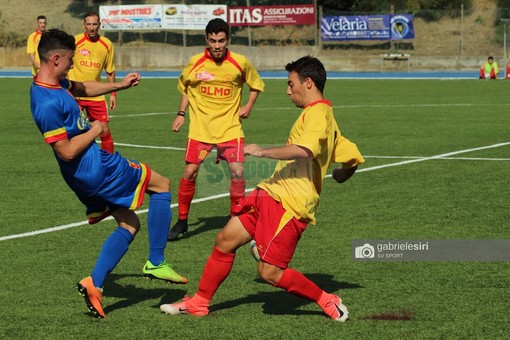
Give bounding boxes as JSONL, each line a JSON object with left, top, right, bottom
{"left": 30, "top": 28, "right": 187, "bottom": 319}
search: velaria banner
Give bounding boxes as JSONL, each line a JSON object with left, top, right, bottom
{"left": 228, "top": 5, "right": 316, "bottom": 27}
{"left": 321, "top": 14, "right": 414, "bottom": 41}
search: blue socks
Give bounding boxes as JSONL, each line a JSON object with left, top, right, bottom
{"left": 90, "top": 192, "right": 171, "bottom": 288}
{"left": 91, "top": 226, "right": 134, "bottom": 288}
{"left": 147, "top": 192, "right": 172, "bottom": 266}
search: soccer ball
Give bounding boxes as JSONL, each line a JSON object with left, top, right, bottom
{"left": 249, "top": 240, "right": 260, "bottom": 262}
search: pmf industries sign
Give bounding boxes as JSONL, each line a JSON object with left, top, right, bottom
{"left": 321, "top": 14, "right": 414, "bottom": 41}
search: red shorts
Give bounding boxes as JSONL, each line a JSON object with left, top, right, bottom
{"left": 239, "top": 188, "right": 307, "bottom": 269}
{"left": 77, "top": 99, "right": 109, "bottom": 122}
{"left": 184, "top": 138, "right": 245, "bottom": 164}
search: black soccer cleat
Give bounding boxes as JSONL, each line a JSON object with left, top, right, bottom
{"left": 167, "top": 218, "right": 188, "bottom": 241}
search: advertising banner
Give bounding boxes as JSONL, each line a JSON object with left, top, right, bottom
{"left": 100, "top": 4, "right": 227, "bottom": 31}
{"left": 228, "top": 5, "right": 316, "bottom": 27}
{"left": 100, "top": 5, "right": 162, "bottom": 30}
{"left": 321, "top": 14, "right": 414, "bottom": 41}
{"left": 162, "top": 5, "right": 227, "bottom": 30}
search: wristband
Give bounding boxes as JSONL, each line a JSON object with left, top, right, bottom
{"left": 111, "top": 92, "right": 116, "bottom": 96}
{"left": 177, "top": 110, "right": 186, "bottom": 117}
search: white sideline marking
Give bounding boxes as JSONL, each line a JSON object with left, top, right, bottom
{"left": 352, "top": 142, "right": 510, "bottom": 173}
{"left": 364, "top": 155, "right": 510, "bottom": 161}
{"left": 115, "top": 142, "right": 185, "bottom": 151}
{"left": 1, "top": 141, "right": 509, "bottom": 242}
{"left": 108, "top": 102, "right": 510, "bottom": 119}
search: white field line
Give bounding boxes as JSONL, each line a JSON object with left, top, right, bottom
{"left": 1, "top": 141, "right": 508, "bottom": 242}
{"left": 108, "top": 102, "right": 510, "bottom": 119}
{"left": 114, "top": 142, "right": 185, "bottom": 151}
{"left": 353, "top": 141, "right": 510, "bottom": 173}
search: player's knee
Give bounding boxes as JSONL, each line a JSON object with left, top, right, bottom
{"left": 229, "top": 165, "right": 244, "bottom": 179}
{"left": 160, "top": 176, "right": 171, "bottom": 192}
{"left": 150, "top": 172, "right": 171, "bottom": 193}
{"left": 230, "top": 170, "right": 244, "bottom": 180}
{"left": 214, "top": 229, "right": 229, "bottom": 248}
{"left": 182, "top": 166, "right": 199, "bottom": 180}
{"left": 257, "top": 262, "right": 281, "bottom": 286}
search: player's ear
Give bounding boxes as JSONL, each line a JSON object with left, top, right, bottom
{"left": 305, "top": 77, "right": 313, "bottom": 89}
{"left": 50, "top": 52, "right": 61, "bottom": 66}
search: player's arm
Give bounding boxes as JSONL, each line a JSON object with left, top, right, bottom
{"left": 106, "top": 71, "right": 117, "bottom": 110}
{"left": 332, "top": 165, "right": 358, "bottom": 184}
{"left": 28, "top": 53, "right": 39, "bottom": 71}
{"left": 238, "top": 89, "right": 260, "bottom": 119}
{"left": 71, "top": 72, "right": 140, "bottom": 98}
{"left": 51, "top": 121, "right": 103, "bottom": 162}
{"left": 172, "top": 94, "right": 189, "bottom": 132}
{"left": 244, "top": 144, "right": 311, "bottom": 160}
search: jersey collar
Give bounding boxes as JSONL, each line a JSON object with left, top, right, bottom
{"left": 306, "top": 99, "right": 331, "bottom": 108}
{"left": 34, "top": 79, "right": 61, "bottom": 89}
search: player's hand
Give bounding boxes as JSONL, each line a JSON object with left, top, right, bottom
{"left": 89, "top": 120, "right": 104, "bottom": 136}
{"left": 244, "top": 144, "right": 263, "bottom": 157}
{"left": 332, "top": 165, "right": 358, "bottom": 184}
{"left": 122, "top": 72, "right": 141, "bottom": 88}
{"left": 172, "top": 115, "right": 184, "bottom": 132}
{"left": 109, "top": 95, "right": 117, "bottom": 110}
{"left": 238, "top": 105, "right": 251, "bottom": 119}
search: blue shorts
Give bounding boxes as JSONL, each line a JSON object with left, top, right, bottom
{"left": 71, "top": 155, "right": 152, "bottom": 220}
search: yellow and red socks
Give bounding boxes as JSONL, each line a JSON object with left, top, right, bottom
{"left": 147, "top": 192, "right": 172, "bottom": 265}
{"left": 197, "top": 246, "right": 236, "bottom": 300}
{"left": 274, "top": 267, "right": 323, "bottom": 302}
{"left": 177, "top": 178, "right": 196, "bottom": 220}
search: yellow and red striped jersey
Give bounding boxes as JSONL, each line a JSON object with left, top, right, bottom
{"left": 26, "top": 30, "right": 43, "bottom": 76}
{"left": 67, "top": 33, "right": 115, "bottom": 101}
{"left": 257, "top": 100, "right": 364, "bottom": 224}
{"left": 178, "top": 48, "right": 265, "bottom": 144}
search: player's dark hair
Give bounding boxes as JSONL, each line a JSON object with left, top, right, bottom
{"left": 37, "top": 15, "right": 46, "bottom": 21}
{"left": 285, "top": 56, "right": 327, "bottom": 94}
{"left": 38, "top": 29, "right": 76, "bottom": 63}
{"left": 84, "top": 11, "right": 100, "bottom": 20}
{"left": 206, "top": 18, "right": 229, "bottom": 39}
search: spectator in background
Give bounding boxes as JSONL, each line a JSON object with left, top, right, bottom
{"left": 67, "top": 12, "right": 117, "bottom": 153}
{"left": 479, "top": 56, "right": 498, "bottom": 79}
{"left": 26, "top": 15, "right": 47, "bottom": 77}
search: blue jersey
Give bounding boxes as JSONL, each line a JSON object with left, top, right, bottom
{"left": 30, "top": 79, "right": 150, "bottom": 215}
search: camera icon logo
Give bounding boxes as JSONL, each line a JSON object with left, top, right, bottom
{"left": 355, "top": 243, "right": 375, "bottom": 259}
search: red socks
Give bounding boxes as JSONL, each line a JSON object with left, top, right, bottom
{"left": 230, "top": 178, "right": 245, "bottom": 213}
{"left": 275, "top": 268, "right": 323, "bottom": 302}
{"left": 196, "top": 246, "right": 236, "bottom": 300}
{"left": 100, "top": 132, "right": 114, "bottom": 153}
{"left": 177, "top": 178, "right": 196, "bottom": 220}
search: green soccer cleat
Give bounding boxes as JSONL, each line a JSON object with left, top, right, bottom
{"left": 143, "top": 260, "right": 188, "bottom": 284}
